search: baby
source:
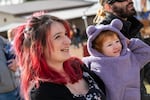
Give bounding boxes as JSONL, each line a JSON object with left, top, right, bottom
{"left": 82, "top": 19, "right": 150, "bottom": 100}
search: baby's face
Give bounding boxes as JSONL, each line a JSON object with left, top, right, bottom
{"left": 98, "top": 34, "right": 122, "bottom": 57}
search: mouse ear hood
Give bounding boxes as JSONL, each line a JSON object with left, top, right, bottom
{"left": 86, "top": 25, "right": 97, "bottom": 37}
{"left": 86, "top": 19, "right": 127, "bottom": 57}
{"left": 110, "top": 19, "right": 123, "bottom": 31}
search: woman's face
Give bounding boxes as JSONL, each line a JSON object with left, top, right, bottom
{"left": 101, "top": 35, "right": 122, "bottom": 57}
{"left": 45, "top": 22, "right": 71, "bottom": 65}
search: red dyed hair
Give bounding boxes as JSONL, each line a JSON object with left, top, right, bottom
{"left": 13, "top": 13, "right": 83, "bottom": 100}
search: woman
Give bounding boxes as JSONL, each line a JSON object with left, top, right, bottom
{"left": 13, "top": 12, "right": 106, "bottom": 100}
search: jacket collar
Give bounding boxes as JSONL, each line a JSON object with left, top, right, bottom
{"left": 100, "top": 13, "right": 143, "bottom": 39}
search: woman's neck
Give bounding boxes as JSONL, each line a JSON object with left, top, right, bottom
{"left": 48, "top": 61, "right": 64, "bottom": 72}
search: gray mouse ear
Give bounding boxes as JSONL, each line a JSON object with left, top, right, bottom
{"left": 86, "top": 25, "right": 97, "bottom": 37}
{"left": 110, "top": 19, "right": 123, "bottom": 31}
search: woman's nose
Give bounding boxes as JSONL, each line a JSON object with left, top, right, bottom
{"left": 64, "top": 36, "right": 71, "bottom": 45}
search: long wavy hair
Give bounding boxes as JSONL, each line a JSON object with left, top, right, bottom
{"left": 13, "top": 13, "right": 83, "bottom": 100}
{"left": 93, "top": 0, "right": 107, "bottom": 24}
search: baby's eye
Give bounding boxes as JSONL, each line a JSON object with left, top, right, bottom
{"left": 116, "top": 40, "right": 120, "bottom": 43}
{"left": 107, "top": 44, "right": 112, "bottom": 47}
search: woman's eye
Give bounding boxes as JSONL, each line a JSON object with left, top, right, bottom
{"left": 65, "top": 32, "right": 68, "bottom": 36}
{"left": 55, "top": 35, "right": 60, "bottom": 39}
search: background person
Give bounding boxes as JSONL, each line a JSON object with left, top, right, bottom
{"left": 0, "top": 35, "right": 20, "bottom": 100}
{"left": 94, "top": 0, "right": 143, "bottom": 39}
{"left": 71, "top": 24, "right": 82, "bottom": 48}
{"left": 13, "top": 12, "right": 106, "bottom": 100}
{"left": 7, "top": 27, "right": 21, "bottom": 94}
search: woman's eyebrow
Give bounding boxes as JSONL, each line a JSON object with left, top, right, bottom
{"left": 53, "top": 32, "right": 61, "bottom": 37}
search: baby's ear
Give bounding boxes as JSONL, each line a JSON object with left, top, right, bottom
{"left": 110, "top": 19, "right": 123, "bottom": 31}
{"left": 86, "top": 25, "right": 97, "bottom": 37}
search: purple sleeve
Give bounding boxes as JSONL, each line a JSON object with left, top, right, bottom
{"left": 128, "top": 38, "right": 150, "bottom": 67}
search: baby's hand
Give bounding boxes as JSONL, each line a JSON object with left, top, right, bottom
{"left": 126, "top": 38, "right": 130, "bottom": 45}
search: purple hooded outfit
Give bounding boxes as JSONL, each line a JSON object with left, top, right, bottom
{"left": 82, "top": 19, "right": 150, "bottom": 100}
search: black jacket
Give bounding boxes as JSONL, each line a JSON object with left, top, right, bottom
{"left": 99, "top": 13, "right": 143, "bottom": 39}
{"left": 30, "top": 65, "right": 106, "bottom": 100}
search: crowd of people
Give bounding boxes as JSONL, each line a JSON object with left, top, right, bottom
{"left": 0, "top": 0, "right": 150, "bottom": 100}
